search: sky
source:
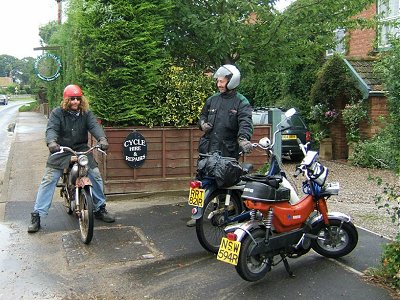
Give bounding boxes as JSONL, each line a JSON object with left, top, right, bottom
{"left": 0, "top": 0, "right": 294, "bottom": 60}
{"left": 0, "top": 0, "right": 60, "bottom": 59}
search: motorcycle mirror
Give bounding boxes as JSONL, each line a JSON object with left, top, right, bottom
{"left": 285, "top": 108, "right": 296, "bottom": 118}
{"left": 259, "top": 137, "right": 271, "bottom": 148}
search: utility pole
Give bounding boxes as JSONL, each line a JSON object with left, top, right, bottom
{"left": 56, "top": 0, "right": 62, "bottom": 24}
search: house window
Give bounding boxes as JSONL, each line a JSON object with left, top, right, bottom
{"left": 378, "top": 0, "right": 400, "bottom": 48}
{"left": 326, "top": 28, "right": 346, "bottom": 56}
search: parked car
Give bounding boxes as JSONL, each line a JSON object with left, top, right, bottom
{"left": 0, "top": 94, "right": 8, "bottom": 105}
{"left": 252, "top": 108, "right": 311, "bottom": 161}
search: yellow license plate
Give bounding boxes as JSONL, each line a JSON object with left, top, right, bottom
{"left": 217, "top": 237, "right": 241, "bottom": 266}
{"left": 188, "top": 187, "right": 205, "bottom": 207}
{"left": 282, "top": 134, "right": 297, "bottom": 140}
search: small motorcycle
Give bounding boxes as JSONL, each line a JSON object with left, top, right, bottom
{"left": 217, "top": 138, "right": 358, "bottom": 282}
{"left": 55, "top": 145, "right": 106, "bottom": 244}
{"left": 188, "top": 109, "right": 299, "bottom": 254}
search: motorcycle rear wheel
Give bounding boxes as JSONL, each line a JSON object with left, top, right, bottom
{"left": 78, "top": 187, "right": 94, "bottom": 244}
{"left": 195, "top": 190, "right": 242, "bottom": 254}
{"left": 311, "top": 219, "right": 358, "bottom": 258}
{"left": 236, "top": 229, "right": 270, "bottom": 282}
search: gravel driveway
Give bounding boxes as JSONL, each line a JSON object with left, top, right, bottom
{"left": 284, "top": 159, "right": 399, "bottom": 240}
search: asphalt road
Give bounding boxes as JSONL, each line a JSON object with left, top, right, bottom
{"left": 0, "top": 110, "right": 396, "bottom": 300}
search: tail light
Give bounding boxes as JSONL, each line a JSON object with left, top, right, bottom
{"left": 305, "top": 131, "right": 311, "bottom": 142}
{"left": 226, "top": 232, "right": 237, "bottom": 241}
{"left": 190, "top": 180, "right": 202, "bottom": 189}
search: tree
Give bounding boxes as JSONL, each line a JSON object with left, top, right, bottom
{"left": 61, "top": 0, "right": 172, "bottom": 125}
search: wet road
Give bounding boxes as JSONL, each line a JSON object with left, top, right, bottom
{"left": 0, "top": 111, "right": 396, "bottom": 300}
{"left": 0, "top": 100, "right": 33, "bottom": 182}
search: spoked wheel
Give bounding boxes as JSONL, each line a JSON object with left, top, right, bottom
{"left": 78, "top": 187, "right": 94, "bottom": 244}
{"left": 195, "top": 190, "right": 242, "bottom": 254}
{"left": 311, "top": 219, "right": 358, "bottom": 258}
{"left": 236, "top": 229, "right": 271, "bottom": 282}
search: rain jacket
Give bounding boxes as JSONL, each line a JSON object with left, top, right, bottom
{"left": 45, "top": 107, "right": 106, "bottom": 169}
{"left": 198, "top": 91, "right": 253, "bottom": 158}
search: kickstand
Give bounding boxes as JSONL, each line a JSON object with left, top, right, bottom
{"left": 281, "top": 254, "right": 295, "bottom": 278}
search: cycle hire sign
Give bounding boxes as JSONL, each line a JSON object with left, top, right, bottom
{"left": 123, "top": 131, "right": 147, "bottom": 168}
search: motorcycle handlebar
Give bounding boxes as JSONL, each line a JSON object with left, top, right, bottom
{"left": 51, "top": 145, "right": 106, "bottom": 156}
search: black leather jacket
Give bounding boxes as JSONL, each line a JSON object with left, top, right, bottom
{"left": 45, "top": 107, "right": 106, "bottom": 169}
{"left": 198, "top": 91, "right": 253, "bottom": 158}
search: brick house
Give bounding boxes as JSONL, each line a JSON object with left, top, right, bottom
{"left": 327, "top": 2, "right": 396, "bottom": 159}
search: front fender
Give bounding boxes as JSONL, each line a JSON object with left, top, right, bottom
{"left": 310, "top": 211, "right": 352, "bottom": 227}
{"left": 224, "top": 220, "right": 265, "bottom": 243}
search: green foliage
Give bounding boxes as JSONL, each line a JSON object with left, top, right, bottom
{"left": 309, "top": 54, "right": 362, "bottom": 140}
{"left": 19, "top": 101, "right": 39, "bottom": 112}
{"left": 342, "top": 101, "right": 368, "bottom": 143}
{"left": 375, "top": 38, "right": 400, "bottom": 172}
{"left": 151, "top": 65, "right": 214, "bottom": 127}
{"left": 81, "top": 0, "right": 172, "bottom": 126}
{"left": 368, "top": 175, "right": 400, "bottom": 289}
{"left": 351, "top": 130, "right": 397, "bottom": 169}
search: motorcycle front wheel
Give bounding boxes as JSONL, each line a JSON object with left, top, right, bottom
{"left": 311, "top": 219, "right": 358, "bottom": 258}
{"left": 195, "top": 190, "right": 242, "bottom": 254}
{"left": 236, "top": 228, "right": 270, "bottom": 282}
{"left": 78, "top": 187, "right": 94, "bottom": 244}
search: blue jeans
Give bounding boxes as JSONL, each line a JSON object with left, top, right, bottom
{"left": 33, "top": 167, "right": 106, "bottom": 217}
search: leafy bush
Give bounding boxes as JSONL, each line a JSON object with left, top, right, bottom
{"left": 151, "top": 66, "right": 214, "bottom": 127}
{"left": 309, "top": 54, "right": 362, "bottom": 140}
{"left": 351, "top": 133, "right": 397, "bottom": 169}
{"left": 368, "top": 176, "right": 400, "bottom": 290}
{"left": 342, "top": 101, "right": 368, "bottom": 143}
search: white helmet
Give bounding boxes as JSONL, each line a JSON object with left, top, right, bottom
{"left": 213, "top": 64, "right": 241, "bottom": 90}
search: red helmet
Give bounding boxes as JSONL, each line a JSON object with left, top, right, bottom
{"left": 63, "top": 84, "right": 82, "bottom": 98}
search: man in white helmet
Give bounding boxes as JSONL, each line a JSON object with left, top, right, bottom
{"left": 187, "top": 64, "right": 253, "bottom": 227}
{"left": 198, "top": 64, "right": 253, "bottom": 158}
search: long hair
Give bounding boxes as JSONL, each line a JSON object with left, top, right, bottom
{"left": 61, "top": 96, "right": 89, "bottom": 113}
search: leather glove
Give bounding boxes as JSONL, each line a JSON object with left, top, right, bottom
{"left": 200, "top": 121, "right": 213, "bottom": 133}
{"left": 48, "top": 141, "right": 60, "bottom": 154}
{"left": 98, "top": 137, "right": 109, "bottom": 151}
{"left": 238, "top": 138, "right": 253, "bottom": 154}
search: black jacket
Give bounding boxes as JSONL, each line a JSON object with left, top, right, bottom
{"left": 46, "top": 107, "right": 106, "bottom": 169}
{"left": 198, "top": 91, "right": 253, "bottom": 158}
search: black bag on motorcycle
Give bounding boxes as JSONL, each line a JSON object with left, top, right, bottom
{"left": 197, "top": 153, "right": 243, "bottom": 188}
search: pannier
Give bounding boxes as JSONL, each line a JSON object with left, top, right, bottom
{"left": 196, "top": 153, "right": 243, "bottom": 187}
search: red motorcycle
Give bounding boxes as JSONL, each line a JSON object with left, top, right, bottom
{"left": 217, "top": 138, "right": 358, "bottom": 282}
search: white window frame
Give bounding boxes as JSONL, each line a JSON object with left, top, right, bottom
{"left": 378, "top": 0, "right": 400, "bottom": 48}
{"left": 326, "top": 28, "right": 346, "bottom": 56}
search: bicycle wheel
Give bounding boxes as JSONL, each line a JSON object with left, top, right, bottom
{"left": 195, "top": 189, "right": 243, "bottom": 254}
{"left": 78, "top": 187, "right": 94, "bottom": 244}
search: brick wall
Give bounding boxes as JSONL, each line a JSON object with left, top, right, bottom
{"left": 347, "top": 4, "right": 376, "bottom": 57}
{"left": 360, "top": 96, "right": 388, "bottom": 139}
{"left": 330, "top": 95, "right": 388, "bottom": 160}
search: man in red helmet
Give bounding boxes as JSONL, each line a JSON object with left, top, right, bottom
{"left": 28, "top": 84, "right": 115, "bottom": 233}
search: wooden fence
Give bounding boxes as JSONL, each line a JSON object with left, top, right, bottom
{"left": 91, "top": 125, "right": 271, "bottom": 195}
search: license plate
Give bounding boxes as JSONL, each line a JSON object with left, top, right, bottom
{"left": 188, "top": 187, "right": 205, "bottom": 207}
{"left": 282, "top": 134, "right": 297, "bottom": 140}
{"left": 217, "top": 237, "right": 241, "bottom": 266}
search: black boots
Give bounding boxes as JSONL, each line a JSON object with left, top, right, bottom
{"left": 94, "top": 205, "right": 115, "bottom": 223}
{"left": 28, "top": 212, "right": 40, "bottom": 233}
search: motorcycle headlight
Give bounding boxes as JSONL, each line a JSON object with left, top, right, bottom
{"left": 78, "top": 155, "right": 89, "bottom": 167}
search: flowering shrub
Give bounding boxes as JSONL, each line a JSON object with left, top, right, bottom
{"left": 342, "top": 101, "right": 368, "bottom": 143}
{"left": 310, "top": 103, "right": 339, "bottom": 141}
